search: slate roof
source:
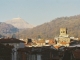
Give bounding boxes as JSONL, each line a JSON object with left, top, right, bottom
{"left": 0, "top": 38, "right": 25, "bottom": 43}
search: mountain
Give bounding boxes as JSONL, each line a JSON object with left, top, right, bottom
{"left": 5, "top": 18, "right": 34, "bottom": 29}
{"left": 18, "top": 15, "right": 80, "bottom": 39}
{"left": 0, "top": 22, "right": 18, "bottom": 35}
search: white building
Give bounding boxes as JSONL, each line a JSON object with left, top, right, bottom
{"left": 0, "top": 38, "right": 25, "bottom": 60}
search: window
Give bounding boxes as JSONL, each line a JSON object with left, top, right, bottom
{"left": 63, "top": 31, "right": 65, "bottom": 33}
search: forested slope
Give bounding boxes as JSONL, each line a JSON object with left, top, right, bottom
{"left": 18, "top": 15, "right": 80, "bottom": 39}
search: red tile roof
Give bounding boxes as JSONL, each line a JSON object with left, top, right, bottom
{"left": 54, "top": 45, "right": 60, "bottom": 49}
{"left": 49, "top": 40, "right": 55, "bottom": 44}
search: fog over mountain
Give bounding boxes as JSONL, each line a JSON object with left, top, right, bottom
{"left": 5, "top": 18, "right": 34, "bottom": 29}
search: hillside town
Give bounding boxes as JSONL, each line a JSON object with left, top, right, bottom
{"left": 0, "top": 28, "right": 80, "bottom": 60}
{"left": 1, "top": 0, "right": 80, "bottom": 60}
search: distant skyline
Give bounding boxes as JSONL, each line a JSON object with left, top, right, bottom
{"left": 0, "top": 0, "right": 80, "bottom": 25}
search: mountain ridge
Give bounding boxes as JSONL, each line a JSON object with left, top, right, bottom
{"left": 17, "top": 15, "right": 80, "bottom": 39}
{"left": 5, "top": 17, "right": 34, "bottom": 29}
{"left": 0, "top": 22, "right": 18, "bottom": 35}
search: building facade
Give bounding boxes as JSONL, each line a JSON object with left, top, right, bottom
{"left": 56, "top": 28, "right": 70, "bottom": 47}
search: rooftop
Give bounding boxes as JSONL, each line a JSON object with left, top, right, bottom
{"left": 0, "top": 38, "right": 25, "bottom": 43}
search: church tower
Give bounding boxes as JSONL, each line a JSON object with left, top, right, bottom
{"left": 59, "top": 28, "right": 68, "bottom": 37}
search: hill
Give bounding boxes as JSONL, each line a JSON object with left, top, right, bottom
{"left": 18, "top": 15, "right": 80, "bottom": 39}
{"left": 5, "top": 18, "right": 34, "bottom": 29}
{"left": 0, "top": 22, "right": 19, "bottom": 37}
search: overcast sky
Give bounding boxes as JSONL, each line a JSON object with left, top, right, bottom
{"left": 0, "top": 0, "right": 80, "bottom": 25}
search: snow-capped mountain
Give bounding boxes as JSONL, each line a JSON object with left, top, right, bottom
{"left": 5, "top": 18, "right": 34, "bottom": 29}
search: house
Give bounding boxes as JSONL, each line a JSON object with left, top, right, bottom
{"left": 17, "top": 46, "right": 59, "bottom": 60}
{"left": 49, "top": 39, "right": 56, "bottom": 45}
{"left": 60, "top": 47, "right": 80, "bottom": 60}
{"left": 36, "top": 39, "right": 45, "bottom": 47}
{"left": 0, "top": 43, "right": 13, "bottom": 60}
{"left": 72, "top": 47, "right": 80, "bottom": 60}
{"left": 0, "top": 38, "right": 25, "bottom": 60}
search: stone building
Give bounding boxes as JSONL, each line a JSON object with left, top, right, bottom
{"left": 59, "top": 28, "right": 68, "bottom": 37}
{"left": 57, "top": 28, "right": 70, "bottom": 47}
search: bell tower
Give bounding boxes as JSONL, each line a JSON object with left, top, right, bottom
{"left": 59, "top": 28, "right": 68, "bottom": 37}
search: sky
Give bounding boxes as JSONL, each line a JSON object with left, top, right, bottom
{"left": 0, "top": 0, "right": 80, "bottom": 26}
